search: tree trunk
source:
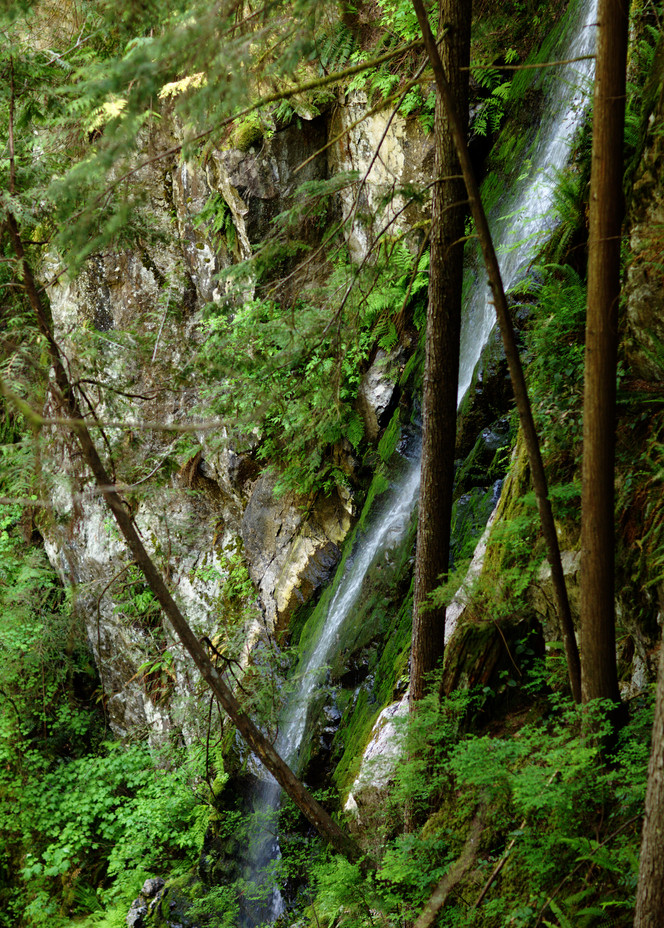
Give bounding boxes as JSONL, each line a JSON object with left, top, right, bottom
{"left": 5, "top": 212, "right": 364, "bottom": 867}
{"left": 634, "top": 637, "right": 664, "bottom": 927}
{"left": 580, "top": 0, "right": 629, "bottom": 706}
{"left": 410, "top": 0, "right": 582, "bottom": 703}
{"left": 410, "top": 0, "right": 471, "bottom": 704}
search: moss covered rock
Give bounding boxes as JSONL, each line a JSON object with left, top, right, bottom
{"left": 624, "top": 78, "right": 664, "bottom": 382}
{"left": 441, "top": 611, "right": 544, "bottom": 705}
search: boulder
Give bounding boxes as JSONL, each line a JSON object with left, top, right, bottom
{"left": 356, "top": 349, "right": 403, "bottom": 440}
{"left": 343, "top": 698, "right": 408, "bottom": 832}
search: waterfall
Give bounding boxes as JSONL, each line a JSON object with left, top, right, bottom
{"left": 242, "top": 0, "right": 597, "bottom": 920}
{"left": 459, "top": 0, "right": 597, "bottom": 397}
{"left": 241, "top": 449, "right": 421, "bottom": 926}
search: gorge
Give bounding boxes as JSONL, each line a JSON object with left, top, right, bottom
{"left": 1, "top": 1, "right": 664, "bottom": 927}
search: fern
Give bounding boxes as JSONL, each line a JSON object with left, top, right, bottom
{"left": 317, "top": 24, "right": 356, "bottom": 73}
{"left": 539, "top": 165, "right": 585, "bottom": 265}
{"left": 378, "top": 320, "right": 399, "bottom": 351}
{"left": 400, "top": 87, "right": 423, "bottom": 116}
{"left": 345, "top": 412, "right": 364, "bottom": 451}
{"left": 370, "top": 67, "right": 400, "bottom": 100}
{"left": 473, "top": 64, "right": 502, "bottom": 91}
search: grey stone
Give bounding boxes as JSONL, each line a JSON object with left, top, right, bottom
{"left": 126, "top": 900, "right": 147, "bottom": 928}
{"left": 218, "top": 116, "right": 328, "bottom": 244}
{"left": 142, "top": 877, "right": 166, "bottom": 897}
{"left": 344, "top": 698, "right": 408, "bottom": 829}
{"left": 241, "top": 474, "right": 352, "bottom": 633}
{"left": 329, "top": 93, "right": 433, "bottom": 261}
{"left": 357, "top": 349, "right": 402, "bottom": 440}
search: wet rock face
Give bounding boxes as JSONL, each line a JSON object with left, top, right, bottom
{"left": 456, "top": 327, "right": 513, "bottom": 459}
{"left": 38, "top": 96, "right": 427, "bottom": 743}
{"left": 300, "top": 700, "right": 344, "bottom": 791}
{"left": 241, "top": 474, "right": 352, "bottom": 634}
{"left": 625, "top": 91, "right": 664, "bottom": 382}
{"left": 455, "top": 418, "right": 511, "bottom": 498}
{"left": 356, "top": 349, "right": 403, "bottom": 441}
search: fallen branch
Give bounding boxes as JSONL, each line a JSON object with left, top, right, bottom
{"left": 412, "top": 811, "right": 483, "bottom": 928}
{"left": 5, "top": 208, "right": 366, "bottom": 868}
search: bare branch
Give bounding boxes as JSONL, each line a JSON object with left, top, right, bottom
{"left": 413, "top": 812, "right": 483, "bottom": 928}
{"left": 464, "top": 55, "right": 595, "bottom": 72}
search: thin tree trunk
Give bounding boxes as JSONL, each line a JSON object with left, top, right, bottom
{"left": 410, "top": 0, "right": 582, "bottom": 703}
{"left": 580, "top": 0, "right": 628, "bottom": 706}
{"left": 5, "top": 212, "right": 364, "bottom": 866}
{"left": 634, "top": 637, "right": 664, "bottom": 927}
{"left": 410, "top": 0, "right": 470, "bottom": 704}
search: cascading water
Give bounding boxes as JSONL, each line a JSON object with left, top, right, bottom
{"left": 243, "top": 0, "right": 597, "bottom": 920}
{"left": 241, "top": 450, "right": 421, "bottom": 925}
{"left": 459, "top": 0, "right": 597, "bottom": 398}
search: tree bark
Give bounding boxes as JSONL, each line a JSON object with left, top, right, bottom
{"left": 5, "top": 212, "right": 364, "bottom": 866}
{"left": 580, "top": 0, "right": 628, "bottom": 706}
{"left": 634, "top": 638, "right": 664, "bottom": 928}
{"left": 410, "top": 0, "right": 470, "bottom": 704}
{"left": 410, "top": 0, "right": 582, "bottom": 703}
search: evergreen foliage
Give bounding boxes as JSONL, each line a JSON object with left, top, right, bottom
{"left": 304, "top": 683, "right": 652, "bottom": 928}
{"left": 198, "top": 230, "right": 428, "bottom": 494}
{"left": 1, "top": 0, "right": 664, "bottom": 925}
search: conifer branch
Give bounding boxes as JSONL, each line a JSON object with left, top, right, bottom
{"left": 85, "top": 39, "right": 424, "bottom": 210}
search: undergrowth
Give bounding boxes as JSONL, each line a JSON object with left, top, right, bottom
{"left": 306, "top": 677, "right": 653, "bottom": 928}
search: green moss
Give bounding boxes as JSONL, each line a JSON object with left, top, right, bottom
{"left": 141, "top": 873, "right": 204, "bottom": 927}
{"left": 291, "top": 463, "right": 394, "bottom": 649}
{"left": 331, "top": 516, "right": 417, "bottom": 797}
{"left": 357, "top": 468, "right": 391, "bottom": 532}
{"left": 231, "top": 120, "right": 264, "bottom": 152}
{"left": 377, "top": 409, "right": 401, "bottom": 463}
{"left": 483, "top": 430, "right": 531, "bottom": 575}
{"left": 399, "top": 341, "right": 425, "bottom": 397}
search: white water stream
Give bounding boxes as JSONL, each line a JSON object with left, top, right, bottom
{"left": 241, "top": 458, "right": 422, "bottom": 924}
{"left": 243, "top": 1, "right": 597, "bottom": 920}
{"left": 459, "top": 0, "right": 597, "bottom": 399}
